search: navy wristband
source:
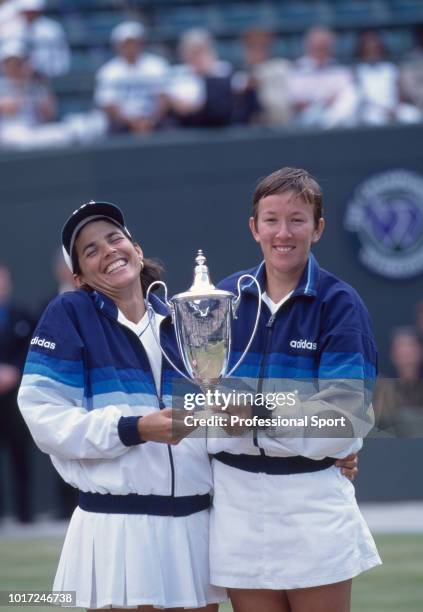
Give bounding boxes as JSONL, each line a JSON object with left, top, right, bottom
{"left": 118, "top": 416, "right": 146, "bottom": 446}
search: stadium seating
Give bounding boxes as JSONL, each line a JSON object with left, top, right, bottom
{"left": 36, "top": 0, "right": 423, "bottom": 116}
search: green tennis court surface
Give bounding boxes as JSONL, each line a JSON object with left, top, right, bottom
{"left": 0, "top": 534, "right": 421, "bottom": 612}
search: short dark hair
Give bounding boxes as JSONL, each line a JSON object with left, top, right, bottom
{"left": 252, "top": 167, "right": 323, "bottom": 227}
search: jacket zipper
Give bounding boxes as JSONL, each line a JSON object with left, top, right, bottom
{"left": 115, "top": 317, "right": 176, "bottom": 498}
{"left": 253, "top": 312, "right": 276, "bottom": 452}
{"left": 156, "top": 323, "right": 176, "bottom": 498}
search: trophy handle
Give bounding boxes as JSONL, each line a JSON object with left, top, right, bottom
{"left": 145, "top": 280, "right": 174, "bottom": 317}
{"left": 145, "top": 281, "right": 192, "bottom": 383}
{"left": 227, "top": 274, "right": 262, "bottom": 377}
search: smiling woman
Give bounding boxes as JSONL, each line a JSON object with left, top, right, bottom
{"left": 63, "top": 201, "right": 163, "bottom": 297}
{"left": 73, "top": 220, "right": 147, "bottom": 322}
{"left": 208, "top": 167, "right": 381, "bottom": 612}
{"left": 248, "top": 191, "right": 324, "bottom": 301}
{"left": 17, "top": 201, "right": 226, "bottom": 611}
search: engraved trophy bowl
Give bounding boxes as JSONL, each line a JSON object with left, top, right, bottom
{"left": 145, "top": 250, "right": 261, "bottom": 394}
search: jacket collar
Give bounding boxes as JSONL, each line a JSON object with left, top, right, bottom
{"left": 241, "top": 261, "right": 266, "bottom": 295}
{"left": 292, "top": 253, "right": 319, "bottom": 298}
{"left": 90, "top": 289, "right": 171, "bottom": 320}
{"left": 243, "top": 254, "right": 319, "bottom": 298}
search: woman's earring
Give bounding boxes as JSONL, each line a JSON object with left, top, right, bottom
{"left": 139, "top": 257, "right": 144, "bottom": 271}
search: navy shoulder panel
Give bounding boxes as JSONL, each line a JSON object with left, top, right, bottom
{"left": 318, "top": 267, "right": 374, "bottom": 335}
{"left": 319, "top": 267, "right": 366, "bottom": 307}
{"left": 42, "top": 290, "right": 91, "bottom": 314}
{"left": 36, "top": 290, "right": 95, "bottom": 336}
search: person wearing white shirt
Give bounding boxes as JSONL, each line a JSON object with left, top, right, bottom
{"left": 5, "top": 0, "right": 70, "bottom": 78}
{"left": 0, "top": 0, "right": 19, "bottom": 36}
{"left": 167, "top": 28, "right": 236, "bottom": 127}
{"left": 0, "top": 38, "right": 56, "bottom": 138}
{"left": 95, "top": 21, "right": 169, "bottom": 135}
{"left": 355, "top": 30, "right": 421, "bottom": 125}
{"left": 239, "top": 28, "right": 292, "bottom": 126}
{"left": 290, "top": 27, "right": 358, "bottom": 128}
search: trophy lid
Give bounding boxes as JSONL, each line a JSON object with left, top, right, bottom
{"left": 172, "top": 250, "right": 233, "bottom": 301}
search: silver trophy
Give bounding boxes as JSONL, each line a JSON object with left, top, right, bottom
{"left": 145, "top": 250, "right": 261, "bottom": 391}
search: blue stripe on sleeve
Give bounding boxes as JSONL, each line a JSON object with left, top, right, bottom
{"left": 23, "top": 362, "right": 84, "bottom": 388}
{"left": 90, "top": 379, "right": 156, "bottom": 396}
{"left": 89, "top": 366, "right": 151, "bottom": 383}
{"left": 230, "top": 350, "right": 317, "bottom": 379}
{"left": 319, "top": 352, "right": 376, "bottom": 380}
{"left": 231, "top": 351, "right": 315, "bottom": 369}
{"left": 26, "top": 351, "right": 84, "bottom": 374}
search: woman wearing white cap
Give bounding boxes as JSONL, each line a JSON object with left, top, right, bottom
{"left": 9, "top": 0, "right": 70, "bottom": 78}
{"left": 94, "top": 21, "right": 169, "bottom": 134}
{"left": 18, "top": 201, "right": 226, "bottom": 611}
{"left": 0, "top": 38, "right": 56, "bottom": 134}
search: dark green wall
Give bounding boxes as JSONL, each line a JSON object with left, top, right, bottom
{"left": 1, "top": 124, "right": 422, "bottom": 506}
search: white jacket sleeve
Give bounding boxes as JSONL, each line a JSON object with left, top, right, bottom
{"left": 18, "top": 298, "right": 142, "bottom": 460}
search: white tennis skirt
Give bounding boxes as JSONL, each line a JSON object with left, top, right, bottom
{"left": 54, "top": 507, "right": 227, "bottom": 609}
{"left": 210, "top": 459, "right": 382, "bottom": 590}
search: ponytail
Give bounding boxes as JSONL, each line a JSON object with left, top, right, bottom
{"left": 140, "top": 257, "right": 164, "bottom": 294}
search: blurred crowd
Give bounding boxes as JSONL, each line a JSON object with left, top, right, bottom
{"left": 373, "top": 315, "right": 423, "bottom": 438}
{"left": 1, "top": 0, "right": 423, "bottom": 148}
{"left": 0, "top": 250, "right": 422, "bottom": 523}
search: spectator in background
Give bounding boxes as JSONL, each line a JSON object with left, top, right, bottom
{"left": 0, "top": 39, "right": 56, "bottom": 141}
{"left": 94, "top": 21, "right": 169, "bottom": 135}
{"left": 374, "top": 327, "right": 423, "bottom": 436}
{"left": 390, "top": 328, "right": 423, "bottom": 382}
{"left": 0, "top": 36, "right": 104, "bottom": 149}
{"left": 0, "top": 0, "right": 18, "bottom": 36}
{"left": 0, "top": 262, "right": 34, "bottom": 523}
{"left": 290, "top": 26, "right": 357, "bottom": 128}
{"left": 4, "top": 0, "right": 70, "bottom": 78}
{"left": 355, "top": 30, "right": 420, "bottom": 125}
{"left": 239, "top": 28, "right": 292, "bottom": 125}
{"left": 167, "top": 28, "right": 240, "bottom": 127}
{"left": 401, "top": 25, "right": 423, "bottom": 113}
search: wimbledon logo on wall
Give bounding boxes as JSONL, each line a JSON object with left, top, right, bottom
{"left": 344, "top": 169, "right": 423, "bottom": 279}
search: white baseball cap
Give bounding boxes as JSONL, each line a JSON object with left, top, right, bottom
{"left": 111, "top": 21, "right": 145, "bottom": 45}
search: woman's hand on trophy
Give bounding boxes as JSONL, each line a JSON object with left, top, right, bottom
{"left": 137, "top": 409, "right": 191, "bottom": 445}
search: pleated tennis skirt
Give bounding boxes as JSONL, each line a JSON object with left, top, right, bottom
{"left": 210, "top": 459, "right": 382, "bottom": 590}
{"left": 54, "top": 506, "right": 227, "bottom": 609}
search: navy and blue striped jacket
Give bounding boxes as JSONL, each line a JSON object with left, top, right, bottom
{"left": 208, "top": 254, "right": 377, "bottom": 461}
{"left": 18, "top": 289, "right": 212, "bottom": 508}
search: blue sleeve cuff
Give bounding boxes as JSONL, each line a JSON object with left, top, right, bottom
{"left": 118, "top": 416, "right": 146, "bottom": 446}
